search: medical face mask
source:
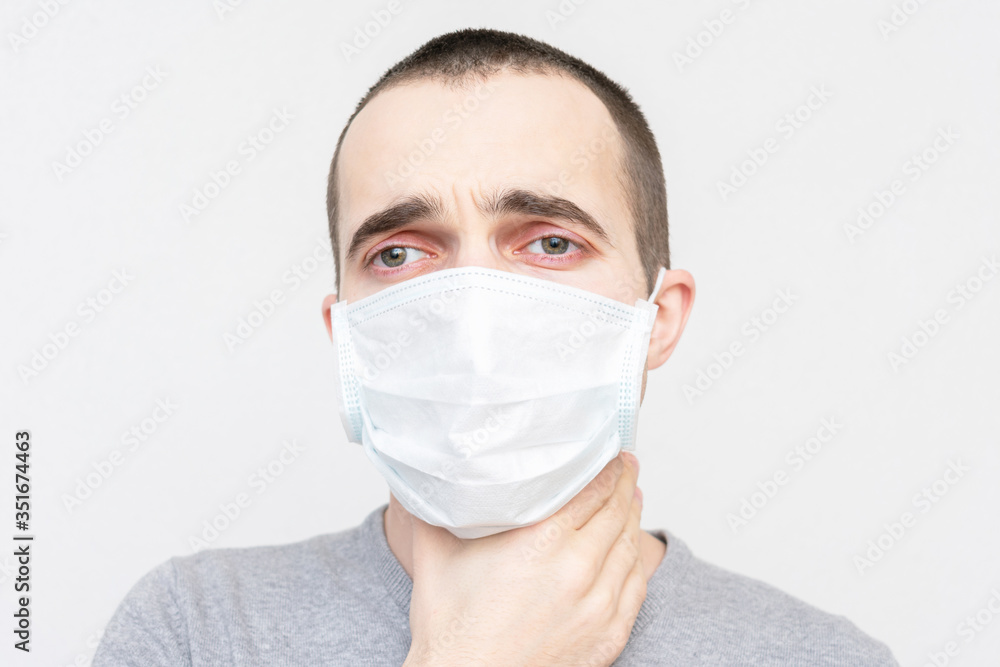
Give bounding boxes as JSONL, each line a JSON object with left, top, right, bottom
{"left": 330, "top": 265, "right": 666, "bottom": 539}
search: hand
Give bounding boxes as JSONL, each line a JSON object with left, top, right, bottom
{"left": 402, "top": 451, "right": 646, "bottom": 667}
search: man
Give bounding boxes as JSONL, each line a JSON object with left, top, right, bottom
{"left": 94, "top": 28, "right": 898, "bottom": 665}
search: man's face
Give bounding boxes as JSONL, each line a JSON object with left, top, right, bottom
{"left": 333, "top": 71, "right": 650, "bottom": 307}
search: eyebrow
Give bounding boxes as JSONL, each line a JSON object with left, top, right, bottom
{"left": 344, "top": 188, "right": 612, "bottom": 262}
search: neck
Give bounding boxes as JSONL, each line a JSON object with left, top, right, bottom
{"left": 384, "top": 495, "right": 666, "bottom": 581}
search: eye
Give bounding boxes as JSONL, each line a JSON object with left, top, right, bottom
{"left": 371, "top": 246, "right": 427, "bottom": 268}
{"left": 525, "top": 236, "right": 579, "bottom": 255}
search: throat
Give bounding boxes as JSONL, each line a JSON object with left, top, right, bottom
{"left": 639, "top": 530, "right": 666, "bottom": 581}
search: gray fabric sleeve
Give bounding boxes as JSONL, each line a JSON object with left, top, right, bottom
{"left": 92, "top": 559, "right": 192, "bottom": 667}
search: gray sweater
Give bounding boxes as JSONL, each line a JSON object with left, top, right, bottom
{"left": 93, "top": 504, "right": 898, "bottom": 666}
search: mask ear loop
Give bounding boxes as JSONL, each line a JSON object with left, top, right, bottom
{"left": 648, "top": 266, "right": 667, "bottom": 302}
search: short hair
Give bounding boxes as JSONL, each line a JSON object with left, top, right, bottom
{"left": 326, "top": 27, "right": 669, "bottom": 296}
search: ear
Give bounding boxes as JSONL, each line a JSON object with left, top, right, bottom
{"left": 646, "top": 269, "right": 695, "bottom": 370}
{"left": 321, "top": 293, "right": 338, "bottom": 341}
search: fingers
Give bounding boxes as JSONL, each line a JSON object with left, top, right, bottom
{"left": 548, "top": 452, "right": 626, "bottom": 531}
{"left": 613, "top": 547, "right": 648, "bottom": 643}
{"left": 577, "top": 452, "right": 639, "bottom": 554}
{"left": 595, "top": 477, "right": 644, "bottom": 605}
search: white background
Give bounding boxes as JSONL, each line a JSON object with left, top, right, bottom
{"left": 2, "top": 0, "right": 998, "bottom": 665}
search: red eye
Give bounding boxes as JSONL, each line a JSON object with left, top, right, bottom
{"left": 371, "top": 246, "right": 428, "bottom": 269}
{"left": 525, "top": 236, "right": 580, "bottom": 256}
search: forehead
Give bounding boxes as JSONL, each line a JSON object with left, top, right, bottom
{"left": 335, "top": 70, "right": 628, "bottom": 228}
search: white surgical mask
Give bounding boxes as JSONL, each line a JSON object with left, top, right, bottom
{"left": 330, "top": 265, "right": 665, "bottom": 539}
